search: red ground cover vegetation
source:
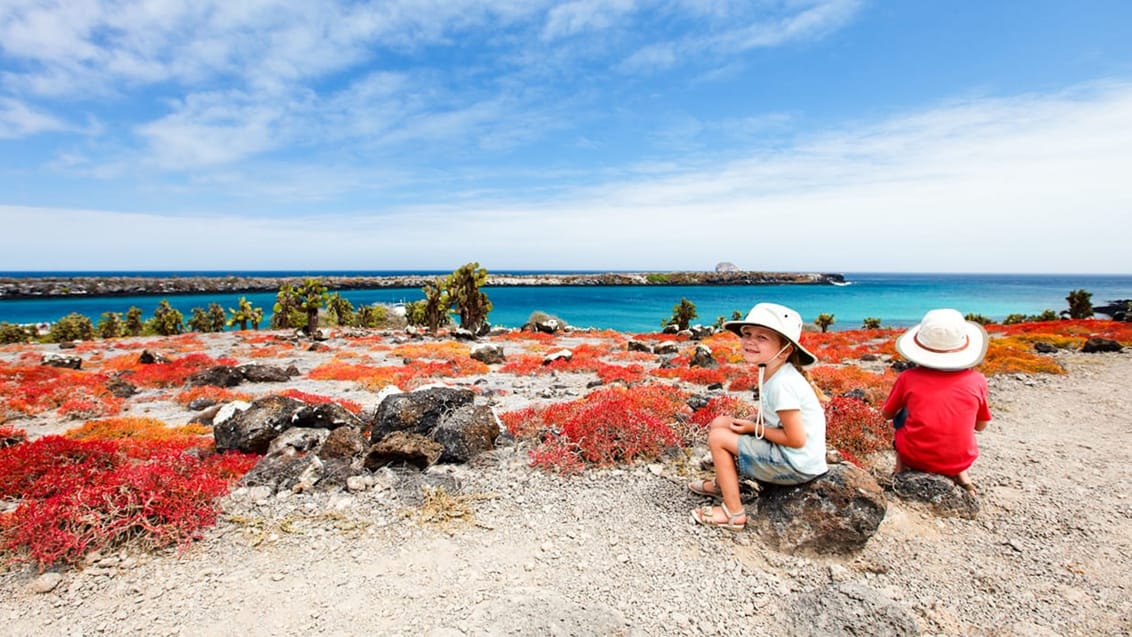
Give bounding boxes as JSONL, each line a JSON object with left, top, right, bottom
{"left": 274, "top": 389, "right": 364, "bottom": 415}
{"left": 0, "top": 362, "right": 124, "bottom": 421}
{"left": 805, "top": 329, "right": 901, "bottom": 364}
{"left": 1, "top": 317, "right": 1125, "bottom": 568}
{"left": 500, "top": 383, "right": 692, "bottom": 473}
{"left": 98, "top": 352, "right": 238, "bottom": 388}
{"left": 809, "top": 365, "right": 897, "bottom": 405}
{"left": 174, "top": 385, "right": 253, "bottom": 407}
{"left": 0, "top": 418, "right": 256, "bottom": 570}
{"left": 308, "top": 354, "right": 489, "bottom": 391}
{"left": 0, "top": 425, "right": 27, "bottom": 447}
{"left": 651, "top": 364, "right": 730, "bottom": 387}
{"left": 823, "top": 395, "right": 892, "bottom": 464}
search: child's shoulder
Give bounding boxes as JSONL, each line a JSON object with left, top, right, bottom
{"left": 907, "top": 366, "right": 986, "bottom": 381}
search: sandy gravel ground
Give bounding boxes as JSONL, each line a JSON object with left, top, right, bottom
{"left": 0, "top": 331, "right": 1129, "bottom": 636}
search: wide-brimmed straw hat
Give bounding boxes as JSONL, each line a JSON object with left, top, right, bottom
{"left": 723, "top": 302, "right": 817, "bottom": 366}
{"left": 896, "top": 308, "right": 988, "bottom": 371}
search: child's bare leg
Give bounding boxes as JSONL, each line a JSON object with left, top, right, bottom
{"left": 689, "top": 416, "right": 738, "bottom": 492}
{"left": 707, "top": 414, "right": 733, "bottom": 431}
{"left": 705, "top": 427, "right": 746, "bottom": 523}
{"left": 711, "top": 444, "right": 743, "bottom": 514}
{"left": 893, "top": 454, "right": 906, "bottom": 474}
{"left": 953, "top": 470, "right": 976, "bottom": 495}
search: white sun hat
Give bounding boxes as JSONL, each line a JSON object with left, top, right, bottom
{"left": 896, "top": 308, "right": 988, "bottom": 371}
{"left": 723, "top": 302, "right": 817, "bottom": 366}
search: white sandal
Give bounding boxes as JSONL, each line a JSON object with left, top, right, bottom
{"left": 690, "top": 502, "right": 746, "bottom": 531}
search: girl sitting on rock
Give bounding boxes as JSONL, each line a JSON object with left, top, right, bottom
{"left": 688, "top": 302, "right": 828, "bottom": 530}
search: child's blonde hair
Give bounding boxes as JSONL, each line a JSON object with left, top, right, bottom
{"left": 786, "top": 345, "right": 829, "bottom": 404}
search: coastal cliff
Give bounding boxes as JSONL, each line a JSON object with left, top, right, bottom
{"left": 0, "top": 271, "right": 846, "bottom": 300}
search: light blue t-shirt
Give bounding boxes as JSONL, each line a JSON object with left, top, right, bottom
{"left": 759, "top": 363, "right": 828, "bottom": 476}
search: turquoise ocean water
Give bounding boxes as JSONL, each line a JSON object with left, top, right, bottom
{"left": 1, "top": 272, "right": 1130, "bottom": 333}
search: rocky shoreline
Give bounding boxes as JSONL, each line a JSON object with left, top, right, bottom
{"left": 0, "top": 271, "right": 845, "bottom": 300}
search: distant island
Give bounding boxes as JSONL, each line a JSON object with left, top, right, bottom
{"left": 0, "top": 271, "right": 846, "bottom": 300}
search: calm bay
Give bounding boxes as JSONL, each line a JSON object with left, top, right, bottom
{"left": 1, "top": 272, "right": 1130, "bottom": 333}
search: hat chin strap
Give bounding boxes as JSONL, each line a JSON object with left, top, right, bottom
{"left": 754, "top": 343, "right": 791, "bottom": 439}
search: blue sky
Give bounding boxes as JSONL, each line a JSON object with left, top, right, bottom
{"left": 1, "top": 1, "right": 1130, "bottom": 273}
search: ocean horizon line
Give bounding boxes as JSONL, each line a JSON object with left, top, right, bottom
{"left": 3, "top": 269, "right": 1131, "bottom": 278}
{"left": 1, "top": 271, "right": 1129, "bottom": 333}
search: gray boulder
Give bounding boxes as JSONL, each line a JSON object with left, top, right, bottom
{"left": 186, "top": 365, "right": 245, "bottom": 388}
{"left": 138, "top": 349, "right": 169, "bottom": 364}
{"left": 215, "top": 395, "right": 364, "bottom": 454}
{"left": 433, "top": 405, "right": 501, "bottom": 463}
{"left": 187, "top": 363, "right": 297, "bottom": 387}
{"left": 365, "top": 431, "right": 443, "bottom": 470}
{"left": 1081, "top": 337, "right": 1123, "bottom": 353}
{"left": 241, "top": 450, "right": 325, "bottom": 493}
{"left": 470, "top": 344, "right": 506, "bottom": 365}
{"left": 689, "top": 344, "right": 717, "bottom": 368}
{"left": 370, "top": 386, "right": 476, "bottom": 442}
{"left": 238, "top": 363, "right": 297, "bottom": 382}
{"left": 688, "top": 325, "right": 715, "bottom": 340}
{"left": 265, "top": 427, "right": 330, "bottom": 456}
{"left": 752, "top": 463, "right": 887, "bottom": 554}
{"left": 627, "top": 340, "right": 651, "bottom": 353}
{"left": 41, "top": 353, "right": 82, "bottom": 369}
{"left": 292, "top": 402, "right": 366, "bottom": 430}
{"left": 892, "top": 470, "right": 980, "bottom": 519}
{"left": 214, "top": 396, "right": 303, "bottom": 453}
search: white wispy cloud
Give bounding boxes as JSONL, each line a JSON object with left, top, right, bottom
{"left": 616, "top": 0, "right": 864, "bottom": 73}
{"left": 0, "top": 96, "right": 69, "bottom": 138}
{"left": 3, "top": 81, "right": 1129, "bottom": 273}
{"left": 2, "top": 2, "right": 1127, "bottom": 274}
{"left": 541, "top": 0, "right": 637, "bottom": 41}
{"left": 0, "top": 0, "right": 862, "bottom": 168}
{"left": 708, "top": 0, "right": 864, "bottom": 51}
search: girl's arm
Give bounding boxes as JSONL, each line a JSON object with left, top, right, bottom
{"left": 758, "top": 409, "right": 807, "bottom": 448}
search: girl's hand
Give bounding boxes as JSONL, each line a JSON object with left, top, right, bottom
{"left": 731, "top": 418, "right": 756, "bottom": 434}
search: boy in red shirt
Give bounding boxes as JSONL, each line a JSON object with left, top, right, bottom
{"left": 883, "top": 309, "right": 992, "bottom": 495}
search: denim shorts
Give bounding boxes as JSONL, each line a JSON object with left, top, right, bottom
{"left": 736, "top": 435, "right": 819, "bottom": 485}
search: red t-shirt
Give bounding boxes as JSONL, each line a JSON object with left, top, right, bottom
{"left": 883, "top": 367, "right": 992, "bottom": 475}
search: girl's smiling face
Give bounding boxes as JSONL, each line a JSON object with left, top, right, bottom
{"left": 738, "top": 325, "right": 790, "bottom": 365}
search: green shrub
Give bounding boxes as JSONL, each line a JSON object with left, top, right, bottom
{"left": 96, "top": 312, "right": 124, "bottom": 339}
{"left": 327, "top": 293, "right": 355, "bottom": 327}
{"left": 0, "top": 322, "right": 34, "bottom": 344}
{"left": 125, "top": 307, "right": 145, "bottom": 336}
{"left": 665, "top": 298, "right": 697, "bottom": 330}
{"left": 357, "top": 304, "right": 399, "bottom": 328}
{"left": 186, "top": 307, "right": 211, "bottom": 333}
{"left": 814, "top": 313, "right": 835, "bottom": 333}
{"left": 48, "top": 313, "right": 95, "bottom": 342}
{"left": 1063, "top": 289, "right": 1093, "bottom": 319}
{"left": 448, "top": 263, "right": 492, "bottom": 332}
{"left": 147, "top": 300, "right": 184, "bottom": 336}
{"left": 227, "top": 297, "right": 263, "bottom": 331}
